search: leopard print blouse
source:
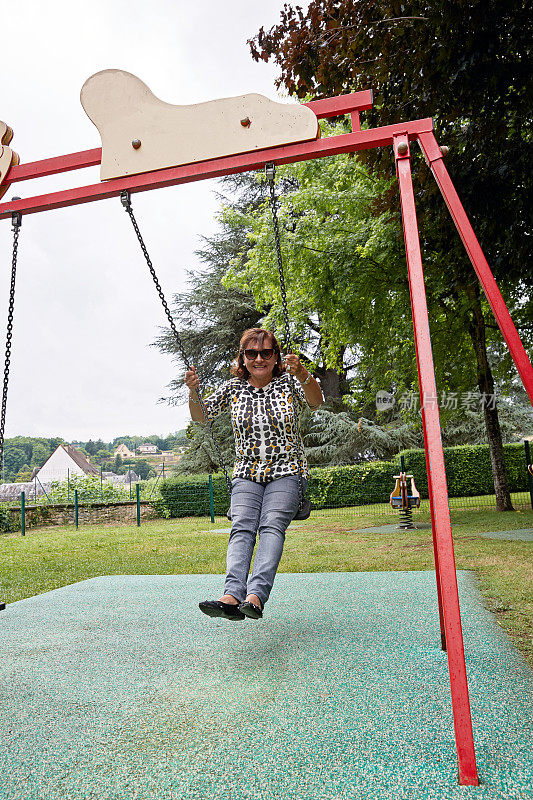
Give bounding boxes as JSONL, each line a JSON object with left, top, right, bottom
{"left": 202, "top": 373, "right": 310, "bottom": 484}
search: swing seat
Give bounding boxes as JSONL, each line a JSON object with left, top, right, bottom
{"left": 409, "top": 477, "right": 421, "bottom": 508}
{"left": 390, "top": 477, "right": 402, "bottom": 507}
{"left": 293, "top": 498, "right": 312, "bottom": 521}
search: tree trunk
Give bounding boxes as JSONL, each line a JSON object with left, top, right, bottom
{"left": 315, "top": 366, "right": 343, "bottom": 400}
{"left": 465, "top": 284, "right": 514, "bottom": 511}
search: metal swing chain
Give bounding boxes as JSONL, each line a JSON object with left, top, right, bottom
{"left": 265, "top": 163, "right": 305, "bottom": 511}
{"left": 0, "top": 208, "right": 22, "bottom": 476}
{"left": 119, "top": 191, "right": 233, "bottom": 497}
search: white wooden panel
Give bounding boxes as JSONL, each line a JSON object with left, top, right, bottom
{"left": 81, "top": 70, "right": 320, "bottom": 180}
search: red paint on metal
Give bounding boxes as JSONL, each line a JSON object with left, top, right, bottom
{"left": 394, "top": 134, "right": 478, "bottom": 786}
{"left": 7, "top": 148, "right": 102, "bottom": 183}
{"left": 304, "top": 90, "right": 373, "bottom": 118}
{"left": 418, "top": 131, "right": 533, "bottom": 406}
{"left": 421, "top": 411, "right": 447, "bottom": 651}
{"left": 3, "top": 91, "right": 374, "bottom": 191}
{"left": 0, "top": 118, "right": 433, "bottom": 220}
{"left": 350, "top": 111, "right": 361, "bottom": 131}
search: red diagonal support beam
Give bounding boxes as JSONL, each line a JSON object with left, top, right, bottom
{"left": 418, "top": 131, "right": 533, "bottom": 406}
{"left": 393, "top": 133, "right": 478, "bottom": 786}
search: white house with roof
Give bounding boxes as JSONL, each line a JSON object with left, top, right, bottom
{"left": 137, "top": 443, "right": 159, "bottom": 455}
{"left": 37, "top": 445, "right": 99, "bottom": 483}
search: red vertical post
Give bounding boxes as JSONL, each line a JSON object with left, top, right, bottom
{"left": 393, "top": 134, "right": 478, "bottom": 786}
{"left": 421, "top": 418, "right": 447, "bottom": 651}
{"left": 418, "top": 131, "right": 533, "bottom": 406}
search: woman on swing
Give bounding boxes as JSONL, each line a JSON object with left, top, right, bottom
{"left": 185, "top": 327, "right": 323, "bottom": 620}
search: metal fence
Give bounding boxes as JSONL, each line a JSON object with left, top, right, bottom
{"left": 1, "top": 450, "right": 532, "bottom": 534}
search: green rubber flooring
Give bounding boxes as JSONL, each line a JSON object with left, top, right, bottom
{"left": 1, "top": 571, "right": 532, "bottom": 800}
{"left": 478, "top": 528, "right": 533, "bottom": 541}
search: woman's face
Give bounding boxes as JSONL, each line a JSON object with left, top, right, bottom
{"left": 243, "top": 337, "right": 277, "bottom": 382}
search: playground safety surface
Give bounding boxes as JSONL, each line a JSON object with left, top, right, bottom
{"left": 478, "top": 527, "right": 533, "bottom": 542}
{"left": 1, "top": 571, "right": 532, "bottom": 800}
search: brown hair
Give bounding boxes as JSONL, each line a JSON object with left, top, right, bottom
{"left": 231, "top": 328, "right": 285, "bottom": 380}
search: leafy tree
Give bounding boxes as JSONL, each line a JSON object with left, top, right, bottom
{"left": 132, "top": 459, "right": 152, "bottom": 481}
{"left": 305, "top": 409, "right": 421, "bottom": 465}
{"left": 249, "top": 0, "right": 533, "bottom": 509}
{"left": 439, "top": 393, "right": 533, "bottom": 447}
{"left": 222, "top": 122, "right": 407, "bottom": 389}
{"left": 30, "top": 443, "right": 50, "bottom": 469}
{"left": 114, "top": 454, "right": 123, "bottom": 473}
{"left": 15, "top": 465, "right": 33, "bottom": 483}
{"left": 3, "top": 447, "right": 27, "bottom": 481}
{"left": 156, "top": 176, "right": 265, "bottom": 400}
{"left": 177, "top": 415, "right": 236, "bottom": 475}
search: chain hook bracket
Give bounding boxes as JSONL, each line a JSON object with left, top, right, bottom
{"left": 120, "top": 190, "right": 132, "bottom": 210}
{"left": 11, "top": 196, "right": 22, "bottom": 230}
{"left": 265, "top": 162, "right": 276, "bottom": 182}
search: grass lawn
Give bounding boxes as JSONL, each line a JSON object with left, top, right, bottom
{"left": 1, "top": 505, "right": 532, "bottom": 667}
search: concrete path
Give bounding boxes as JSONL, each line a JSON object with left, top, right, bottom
{"left": 0, "top": 571, "right": 532, "bottom": 799}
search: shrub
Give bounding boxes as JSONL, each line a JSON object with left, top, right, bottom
{"left": 158, "top": 473, "right": 230, "bottom": 518}
{"left": 153, "top": 441, "right": 531, "bottom": 517}
{"left": 45, "top": 474, "right": 130, "bottom": 504}
{"left": 156, "top": 464, "right": 395, "bottom": 516}
{"left": 395, "top": 442, "right": 529, "bottom": 498}
{"left": 0, "top": 504, "right": 14, "bottom": 532}
{"left": 307, "top": 462, "right": 393, "bottom": 509}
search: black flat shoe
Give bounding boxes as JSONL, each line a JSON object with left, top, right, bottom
{"left": 199, "top": 600, "right": 245, "bottom": 621}
{"left": 238, "top": 601, "right": 263, "bottom": 620}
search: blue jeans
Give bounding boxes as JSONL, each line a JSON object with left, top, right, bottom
{"left": 224, "top": 475, "right": 305, "bottom": 607}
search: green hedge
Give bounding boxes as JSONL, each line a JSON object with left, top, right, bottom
{"left": 155, "top": 442, "right": 529, "bottom": 517}
{"left": 307, "top": 462, "right": 393, "bottom": 509}
{"left": 157, "top": 474, "right": 229, "bottom": 518}
{"left": 157, "top": 462, "right": 395, "bottom": 517}
{"left": 395, "top": 442, "right": 528, "bottom": 498}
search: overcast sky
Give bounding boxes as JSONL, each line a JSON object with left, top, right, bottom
{"left": 0, "top": 0, "right": 303, "bottom": 443}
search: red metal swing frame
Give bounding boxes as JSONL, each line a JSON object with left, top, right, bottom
{"left": 2, "top": 89, "right": 532, "bottom": 787}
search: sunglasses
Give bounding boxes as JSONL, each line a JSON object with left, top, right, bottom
{"left": 242, "top": 348, "right": 276, "bottom": 361}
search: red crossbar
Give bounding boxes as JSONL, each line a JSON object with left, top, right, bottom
{"left": 4, "top": 90, "right": 374, "bottom": 189}
{"left": 304, "top": 90, "right": 373, "bottom": 118}
{"left": 0, "top": 116, "right": 433, "bottom": 219}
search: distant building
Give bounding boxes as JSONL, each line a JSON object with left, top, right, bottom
{"left": 37, "top": 445, "right": 99, "bottom": 483}
{"left": 113, "top": 443, "right": 135, "bottom": 460}
{"left": 102, "top": 470, "right": 140, "bottom": 485}
{"left": 137, "top": 443, "right": 159, "bottom": 455}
